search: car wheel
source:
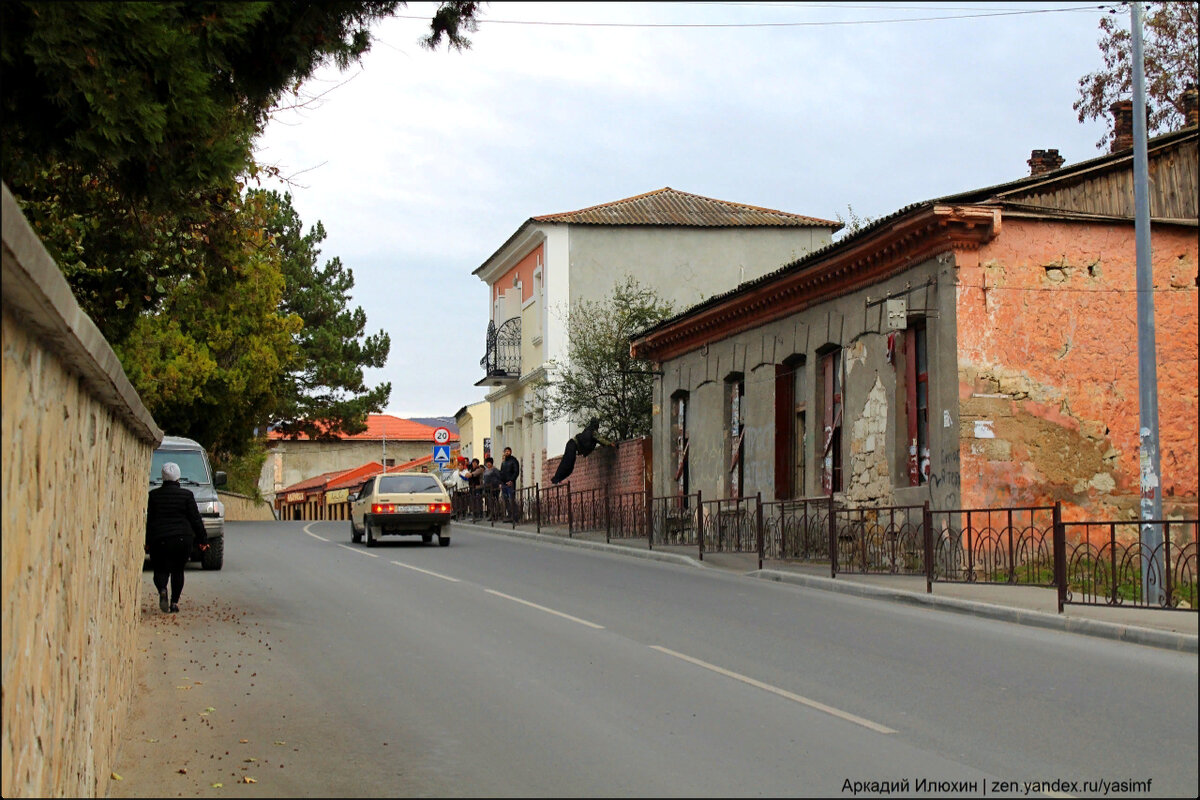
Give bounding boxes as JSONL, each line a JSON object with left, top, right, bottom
{"left": 438, "top": 534, "right": 451, "bottom": 547}
{"left": 422, "top": 533, "right": 433, "bottom": 544}
{"left": 366, "top": 522, "right": 377, "bottom": 548}
{"left": 200, "top": 537, "right": 224, "bottom": 570}
{"left": 351, "top": 518, "right": 362, "bottom": 544}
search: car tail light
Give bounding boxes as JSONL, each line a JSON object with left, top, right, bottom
{"left": 428, "top": 502, "right": 451, "bottom": 513}
{"left": 372, "top": 503, "right": 395, "bottom": 514}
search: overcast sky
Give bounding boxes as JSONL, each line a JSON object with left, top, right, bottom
{"left": 253, "top": 1, "right": 1120, "bottom": 419}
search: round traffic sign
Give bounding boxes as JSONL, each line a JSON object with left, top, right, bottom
{"left": 432, "top": 426, "right": 451, "bottom": 445}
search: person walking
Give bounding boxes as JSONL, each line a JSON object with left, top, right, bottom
{"left": 145, "top": 461, "right": 208, "bottom": 613}
{"left": 499, "top": 446, "right": 521, "bottom": 522}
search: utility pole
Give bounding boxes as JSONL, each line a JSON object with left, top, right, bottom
{"left": 382, "top": 429, "right": 387, "bottom": 474}
{"left": 1130, "top": 1, "right": 1164, "bottom": 604}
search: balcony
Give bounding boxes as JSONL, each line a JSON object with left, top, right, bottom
{"left": 476, "top": 317, "right": 521, "bottom": 387}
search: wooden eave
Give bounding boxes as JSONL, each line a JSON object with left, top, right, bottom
{"left": 631, "top": 205, "right": 1000, "bottom": 362}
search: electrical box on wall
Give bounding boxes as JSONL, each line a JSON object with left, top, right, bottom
{"left": 885, "top": 297, "right": 908, "bottom": 331}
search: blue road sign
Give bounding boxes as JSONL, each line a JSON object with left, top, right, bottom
{"left": 432, "top": 445, "right": 451, "bottom": 463}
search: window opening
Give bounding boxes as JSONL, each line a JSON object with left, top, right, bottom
{"left": 671, "top": 392, "right": 689, "bottom": 498}
{"left": 904, "top": 321, "right": 930, "bottom": 485}
{"left": 819, "top": 349, "right": 843, "bottom": 494}
{"left": 726, "top": 374, "right": 745, "bottom": 498}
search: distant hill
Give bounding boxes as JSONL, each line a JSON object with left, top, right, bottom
{"left": 409, "top": 417, "right": 458, "bottom": 434}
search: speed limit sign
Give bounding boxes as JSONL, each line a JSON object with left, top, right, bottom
{"left": 432, "top": 426, "right": 451, "bottom": 445}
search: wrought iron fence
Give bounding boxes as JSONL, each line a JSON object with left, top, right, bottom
{"left": 761, "top": 496, "right": 835, "bottom": 562}
{"left": 929, "top": 506, "right": 1057, "bottom": 586}
{"left": 1058, "top": 518, "right": 1198, "bottom": 611}
{"left": 699, "top": 494, "right": 761, "bottom": 557}
{"left": 606, "top": 489, "right": 648, "bottom": 542}
{"left": 538, "top": 482, "right": 572, "bottom": 529}
{"left": 570, "top": 487, "right": 606, "bottom": 533}
{"left": 649, "top": 492, "right": 700, "bottom": 548}
{"left": 832, "top": 504, "right": 926, "bottom": 576}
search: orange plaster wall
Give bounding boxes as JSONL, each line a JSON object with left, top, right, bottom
{"left": 955, "top": 218, "right": 1198, "bottom": 521}
{"left": 493, "top": 243, "right": 542, "bottom": 306}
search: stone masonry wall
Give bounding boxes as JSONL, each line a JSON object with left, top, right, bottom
{"left": 218, "top": 490, "right": 277, "bottom": 521}
{"left": 2, "top": 184, "right": 162, "bottom": 798}
{"left": 955, "top": 219, "right": 1198, "bottom": 522}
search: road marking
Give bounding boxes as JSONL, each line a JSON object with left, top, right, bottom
{"left": 390, "top": 561, "right": 460, "bottom": 582}
{"left": 303, "top": 523, "right": 327, "bottom": 541}
{"left": 485, "top": 589, "right": 605, "bottom": 629}
{"left": 336, "top": 543, "right": 378, "bottom": 558}
{"left": 649, "top": 645, "right": 896, "bottom": 734}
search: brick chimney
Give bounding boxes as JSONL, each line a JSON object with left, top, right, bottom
{"left": 1184, "top": 83, "right": 1199, "bottom": 128}
{"left": 1028, "top": 149, "right": 1065, "bottom": 176}
{"left": 1110, "top": 100, "right": 1134, "bottom": 152}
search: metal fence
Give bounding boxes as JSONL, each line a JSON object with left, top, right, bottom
{"left": 1058, "top": 518, "right": 1198, "bottom": 611}
{"left": 452, "top": 480, "right": 1197, "bottom": 615}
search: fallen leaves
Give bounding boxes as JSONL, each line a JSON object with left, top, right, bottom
{"left": 239, "top": 776, "right": 258, "bottom": 783}
{"left": 110, "top": 772, "right": 122, "bottom": 781}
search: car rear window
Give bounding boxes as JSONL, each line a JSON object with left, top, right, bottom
{"left": 376, "top": 475, "right": 442, "bottom": 494}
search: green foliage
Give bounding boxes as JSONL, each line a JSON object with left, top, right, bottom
{"left": 1075, "top": 1, "right": 1199, "bottom": 150}
{"left": 833, "top": 203, "right": 875, "bottom": 240}
{"left": 212, "top": 438, "right": 269, "bottom": 500}
{"left": 113, "top": 191, "right": 302, "bottom": 458}
{"left": 256, "top": 190, "right": 391, "bottom": 440}
{"left": 538, "top": 277, "right": 674, "bottom": 443}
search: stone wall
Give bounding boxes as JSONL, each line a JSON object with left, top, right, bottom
{"left": 2, "top": 184, "right": 163, "bottom": 798}
{"left": 218, "top": 490, "right": 277, "bottom": 521}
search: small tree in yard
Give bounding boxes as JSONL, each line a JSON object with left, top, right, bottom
{"left": 539, "top": 277, "right": 674, "bottom": 443}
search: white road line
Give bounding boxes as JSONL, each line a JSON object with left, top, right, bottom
{"left": 336, "top": 543, "right": 378, "bottom": 558}
{"left": 390, "top": 561, "right": 460, "bottom": 582}
{"left": 485, "top": 589, "right": 606, "bottom": 629}
{"left": 303, "top": 523, "right": 327, "bottom": 541}
{"left": 649, "top": 645, "right": 896, "bottom": 735}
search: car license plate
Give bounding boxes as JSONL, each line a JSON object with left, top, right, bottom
{"left": 397, "top": 505, "right": 425, "bottom": 514}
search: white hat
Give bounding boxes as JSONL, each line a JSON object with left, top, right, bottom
{"left": 161, "top": 462, "right": 181, "bottom": 482}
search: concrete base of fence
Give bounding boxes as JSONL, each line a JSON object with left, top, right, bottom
{"left": 751, "top": 569, "right": 1198, "bottom": 654}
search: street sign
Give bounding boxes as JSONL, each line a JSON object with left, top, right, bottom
{"left": 432, "top": 426, "right": 451, "bottom": 445}
{"left": 432, "top": 445, "right": 451, "bottom": 464}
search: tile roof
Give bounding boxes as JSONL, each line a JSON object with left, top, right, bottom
{"left": 279, "top": 467, "right": 356, "bottom": 494}
{"left": 531, "top": 187, "right": 839, "bottom": 228}
{"left": 268, "top": 414, "right": 459, "bottom": 443}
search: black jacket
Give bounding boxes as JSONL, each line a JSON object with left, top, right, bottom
{"left": 499, "top": 455, "right": 520, "bottom": 484}
{"left": 146, "top": 481, "right": 207, "bottom": 546}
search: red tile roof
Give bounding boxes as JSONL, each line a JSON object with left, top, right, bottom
{"left": 268, "top": 414, "right": 459, "bottom": 443}
{"left": 279, "top": 467, "right": 356, "bottom": 495}
{"left": 532, "top": 187, "right": 838, "bottom": 228}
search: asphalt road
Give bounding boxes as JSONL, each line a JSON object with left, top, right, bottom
{"left": 109, "top": 520, "right": 1199, "bottom": 798}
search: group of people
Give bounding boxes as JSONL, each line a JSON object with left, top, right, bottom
{"left": 445, "top": 447, "right": 521, "bottom": 522}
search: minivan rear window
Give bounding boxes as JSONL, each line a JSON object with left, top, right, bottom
{"left": 376, "top": 475, "right": 442, "bottom": 494}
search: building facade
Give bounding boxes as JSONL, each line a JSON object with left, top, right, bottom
{"left": 473, "top": 187, "right": 839, "bottom": 489}
{"left": 631, "top": 126, "right": 1199, "bottom": 523}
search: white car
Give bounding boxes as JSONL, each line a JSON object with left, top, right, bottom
{"left": 350, "top": 472, "right": 453, "bottom": 547}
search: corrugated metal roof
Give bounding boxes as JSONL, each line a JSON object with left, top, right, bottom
{"left": 532, "top": 187, "right": 838, "bottom": 228}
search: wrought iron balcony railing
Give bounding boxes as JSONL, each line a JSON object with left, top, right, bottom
{"left": 477, "top": 317, "right": 521, "bottom": 386}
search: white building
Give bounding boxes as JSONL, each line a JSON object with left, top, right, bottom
{"left": 472, "top": 187, "right": 839, "bottom": 487}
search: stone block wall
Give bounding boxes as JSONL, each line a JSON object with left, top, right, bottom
{"left": 218, "top": 490, "right": 277, "bottom": 521}
{"left": 2, "top": 184, "right": 162, "bottom": 797}
{"left": 542, "top": 437, "right": 650, "bottom": 499}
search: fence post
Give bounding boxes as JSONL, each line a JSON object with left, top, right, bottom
{"left": 1053, "top": 501, "right": 1065, "bottom": 614}
{"left": 924, "top": 501, "right": 933, "bottom": 594}
{"left": 697, "top": 489, "right": 704, "bottom": 562}
{"left": 566, "top": 481, "right": 573, "bottom": 537}
{"left": 756, "top": 492, "right": 764, "bottom": 571}
{"left": 535, "top": 483, "right": 541, "bottom": 533}
{"left": 828, "top": 492, "right": 837, "bottom": 579}
{"left": 645, "top": 485, "right": 653, "bottom": 550}
{"left": 605, "top": 489, "right": 611, "bottom": 543}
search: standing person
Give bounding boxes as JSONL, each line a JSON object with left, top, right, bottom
{"left": 499, "top": 446, "right": 521, "bottom": 522}
{"left": 145, "top": 461, "right": 208, "bottom": 613}
{"left": 481, "top": 457, "right": 501, "bottom": 519}
{"left": 466, "top": 458, "right": 484, "bottom": 518}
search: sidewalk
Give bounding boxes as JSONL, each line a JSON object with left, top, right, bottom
{"left": 455, "top": 517, "right": 1198, "bottom": 653}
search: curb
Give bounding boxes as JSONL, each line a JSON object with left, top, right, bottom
{"left": 453, "top": 520, "right": 1199, "bottom": 654}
